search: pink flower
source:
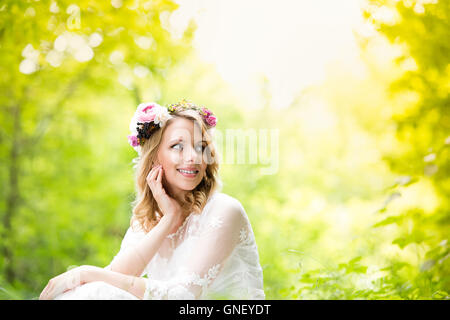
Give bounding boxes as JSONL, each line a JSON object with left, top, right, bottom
{"left": 142, "top": 105, "right": 154, "bottom": 113}
{"left": 136, "top": 102, "right": 160, "bottom": 123}
{"left": 137, "top": 102, "right": 157, "bottom": 113}
{"left": 205, "top": 115, "right": 217, "bottom": 127}
{"left": 202, "top": 107, "right": 212, "bottom": 117}
{"left": 127, "top": 135, "right": 139, "bottom": 147}
{"left": 137, "top": 111, "right": 156, "bottom": 123}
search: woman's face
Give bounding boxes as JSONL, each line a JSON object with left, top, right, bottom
{"left": 155, "top": 117, "right": 208, "bottom": 200}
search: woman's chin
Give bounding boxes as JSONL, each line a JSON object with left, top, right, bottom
{"left": 177, "top": 182, "right": 200, "bottom": 191}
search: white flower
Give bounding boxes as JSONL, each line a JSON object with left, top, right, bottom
{"left": 127, "top": 102, "right": 172, "bottom": 157}
{"left": 153, "top": 106, "right": 173, "bottom": 127}
{"left": 129, "top": 112, "right": 139, "bottom": 135}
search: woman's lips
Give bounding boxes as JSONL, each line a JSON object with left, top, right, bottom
{"left": 177, "top": 169, "right": 199, "bottom": 178}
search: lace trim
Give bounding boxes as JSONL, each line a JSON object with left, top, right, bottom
{"left": 145, "top": 251, "right": 169, "bottom": 277}
{"left": 168, "top": 286, "right": 195, "bottom": 299}
{"left": 186, "top": 215, "right": 200, "bottom": 237}
{"left": 239, "top": 227, "right": 254, "bottom": 246}
{"left": 167, "top": 214, "right": 192, "bottom": 240}
{"left": 145, "top": 280, "right": 196, "bottom": 300}
{"left": 144, "top": 263, "right": 222, "bottom": 300}
{"left": 167, "top": 193, "right": 219, "bottom": 241}
{"left": 145, "top": 280, "right": 167, "bottom": 300}
{"left": 207, "top": 216, "right": 223, "bottom": 229}
{"left": 178, "top": 263, "right": 221, "bottom": 288}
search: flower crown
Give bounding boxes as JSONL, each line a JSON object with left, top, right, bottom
{"left": 127, "top": 99, "right": 217, "bottom": 154}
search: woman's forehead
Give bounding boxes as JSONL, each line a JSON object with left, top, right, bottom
{"left": 163, "top": 118, "right": 204, "bottom": 142}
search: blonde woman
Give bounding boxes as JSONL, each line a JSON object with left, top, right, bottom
{"left": 39, "top": 99, "right": 265, "bottom": 300}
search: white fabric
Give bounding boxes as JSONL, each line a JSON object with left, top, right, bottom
{"left": 55, "top": 192, "right": 265, "bottom": 300}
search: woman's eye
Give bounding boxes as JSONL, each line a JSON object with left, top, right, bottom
{"left": 172, "top": 143, "right": 206, "bottom": 152}
{"left": 172, "top": 143, "right": 183, "bottom": 150}
{"left": 196, "top": 144, "right": 207, "bottom": 153}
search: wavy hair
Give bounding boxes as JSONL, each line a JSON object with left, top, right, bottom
{"left": 130, "top": 108, "right": 222, "bottom": 233}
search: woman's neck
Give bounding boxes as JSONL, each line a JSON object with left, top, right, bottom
{"left": 166, "top": 188, "right": 186, "bottom": 205}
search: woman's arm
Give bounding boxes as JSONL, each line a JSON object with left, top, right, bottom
{"left": 40, "top": 215, "right": 176, "bottom": 301}
{"left": 83, "top": 267, "right": 147, "bottom": 300}
{"left": 108, "top": 214, "right": 174, "bottom": 276}
{"left": 41, "top": 166, "right": 185, "bottom": 300}
{"left": 40, "top": 264, "right": 147, "bottom": 300}
{"left": 108, "top": 165, "right": 184, "bottom": 276}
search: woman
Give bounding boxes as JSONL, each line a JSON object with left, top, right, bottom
{"left": 39, "top": 99, "right": 265, "bottom": 300}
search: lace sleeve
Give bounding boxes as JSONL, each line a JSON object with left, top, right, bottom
{"left": 104, "top": 224, "right": 145, "bottom": 273}
{"left": 143, "top": 198, "right": 248, "bottom": 300}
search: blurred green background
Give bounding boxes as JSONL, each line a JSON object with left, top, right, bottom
{"left": 0, "top": 0, "right": 448, "bottom": 299}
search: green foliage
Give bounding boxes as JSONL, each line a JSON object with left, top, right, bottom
{"left": 0, "top": 0, "right": 195, "bottom": 299}
{"left": 362, "top": 0, "right": 450, "bottom": 299}
{"left": 0, "top": 0, "right": 448, "bottom": 301}
{"left": 253, "top": 0, "right": 449, "bottom": 300}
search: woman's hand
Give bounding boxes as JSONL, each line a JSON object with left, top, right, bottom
{"left": 39, "top": 265, "right": 100, "bottom": 300}
{"left": 146, "top": 164, "right": 183, "bottom": 224}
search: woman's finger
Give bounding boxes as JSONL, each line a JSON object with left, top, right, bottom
{"left": 151, "top": 168, "right": 163, "bottom": 195}
{"left": 47, "top": 280, "right": 55, "bottom": 295}
{"left": 146, "top": 167, "right": 159, "bottom": 187}
{"left": 41, "top": 282, "right": 53, "bottom": 300}
{"left": 42, "top": 283, "right": 49, "bottom": 294}
{"left": 45, "top": 288, "right": 54, "bottom": 300}
{"left": 40, "top": 283, "right": 49, "bottom": 299}
{"left": 156, "top": 166, "right": 162, "bottom": 184}
{"left": 147, "top": 167, "right": 162, "bottom": 196}
{"left": 150, "top": 165, "right": 161, "bottom": 179}
{"left": 39, "top": 288, "right": 46, "bottom": 300}
{"left": 152, "top": 166, "right": 161, "bottom": 179}
{"left": 154, "top": 167, "right": 164, "bottom": 190}
{"left": 148, "top": 171, "right": 158, "bottom": 187}
{"left": 154, "top": 167, "right": 166, "bottom": 196}
{"left": 146, "top": 166, "right": 157, "bottom": 180}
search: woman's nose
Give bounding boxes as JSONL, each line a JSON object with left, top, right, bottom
{"left": 184, "top": 145, "right": 201, "bottom": 164}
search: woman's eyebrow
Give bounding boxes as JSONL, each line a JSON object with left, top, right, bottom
{"left": 169, "top": 137, "right": 207, "bottom": 144}
{"left": 168, "top": 137, "right": 184, "bottom": 144}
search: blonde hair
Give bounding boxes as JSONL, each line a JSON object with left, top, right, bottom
{"left": 130, "top": 109, "right": 221, "bottom": 233}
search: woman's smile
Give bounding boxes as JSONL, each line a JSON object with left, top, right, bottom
{"left": 177, "top": 168, "right": 200, "bottom": 178}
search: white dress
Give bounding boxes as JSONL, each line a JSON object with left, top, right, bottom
{"left": 54, "top": 192, "right": 265, "bottom": 300}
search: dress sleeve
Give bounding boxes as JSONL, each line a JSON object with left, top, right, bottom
{"left": 143, "top": 197, "right": 248, "bottom": 299}
{"left": 104, "top": 224, "right": 146, "bottom": 275}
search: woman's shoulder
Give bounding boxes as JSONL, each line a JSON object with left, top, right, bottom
{"left": 204, "top": 191, "right": 248, "bottom": 220}
{"left": 208, "top": 191, "right": 244, "bottom": 209}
